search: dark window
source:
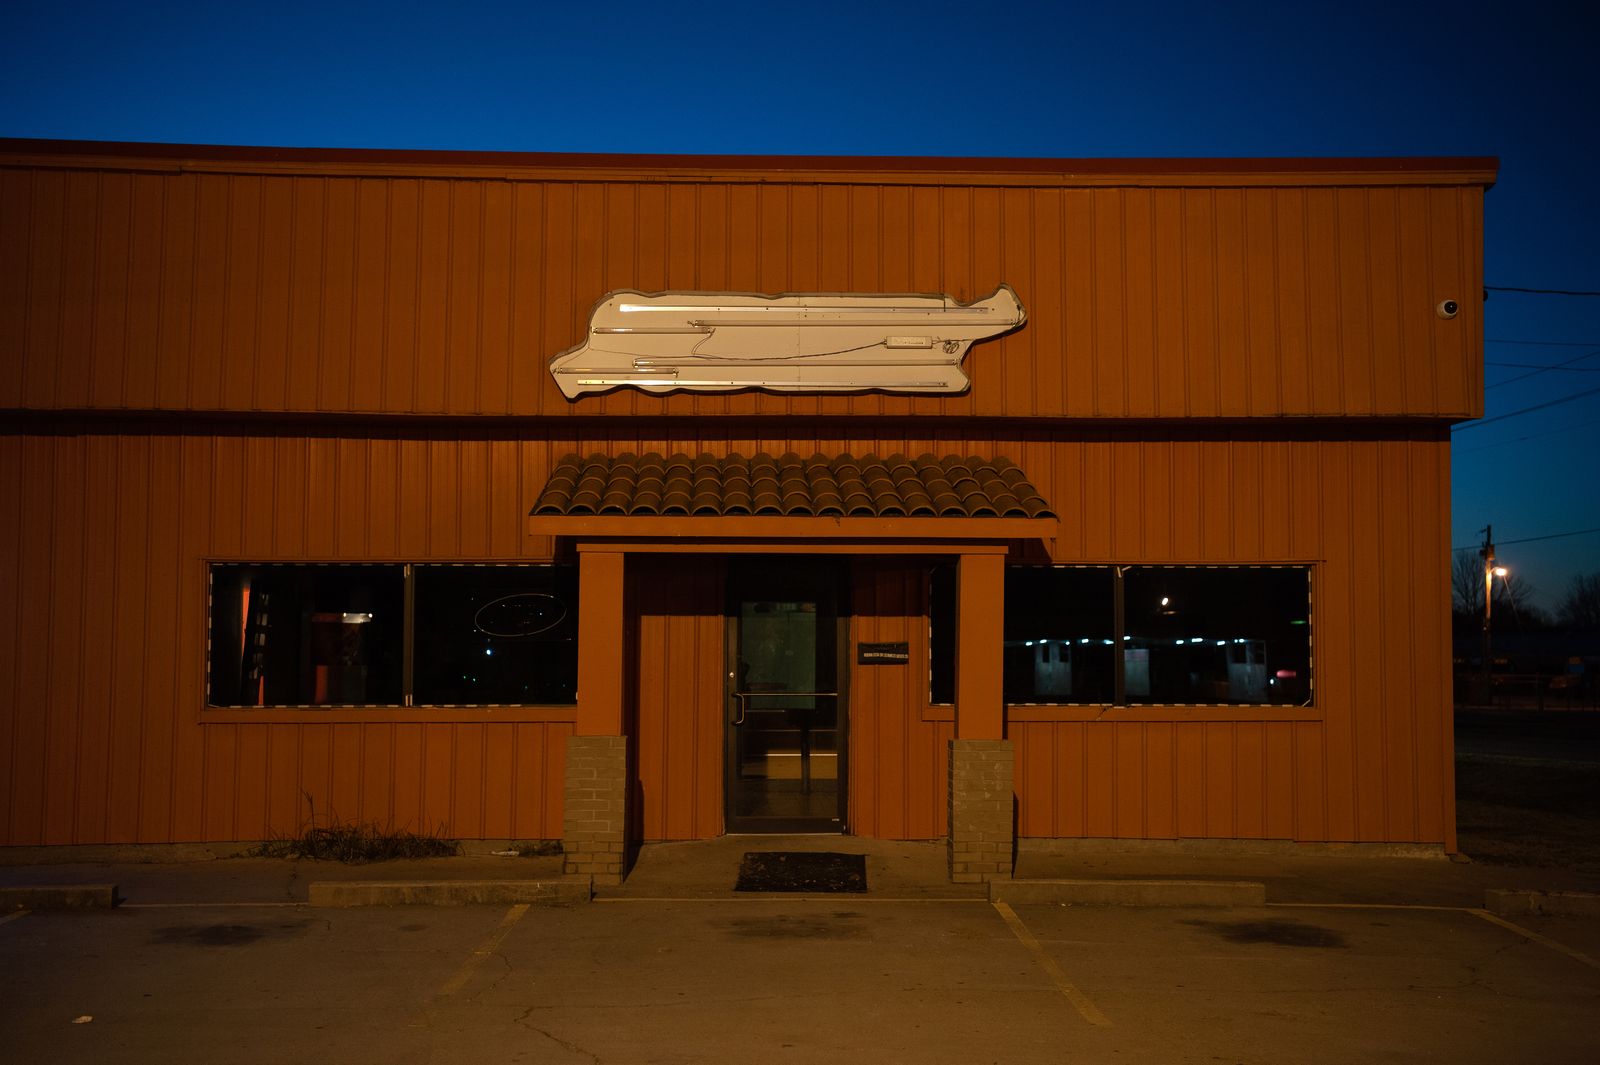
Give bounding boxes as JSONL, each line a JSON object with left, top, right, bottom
{"left": 929, "top": 563, "right": 1313, "bottom": 708}
{"left": 412, "top": 565, "right": 578, "bottom": 706}
{"left": 930, "top": 565, "right": 1115, "bottom": 704}
{"left": 1002, "top": 567, "right": 1117, "bottom": 704}
{"left": 208, "top": 563, "right": 579, "bottom": 708}
{"left": 1122, "top": 566, "right": 1310, "bottom": 706}
{"left": 208, "top": 564, "right": 404, "bottom": 707}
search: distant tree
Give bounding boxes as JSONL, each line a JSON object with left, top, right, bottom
{"left": 1452, "top": 550, "right": 1484, "bottom": 619}
{"left": 1451, "top": 548, "right": 1547, "bottom": 631}
{"left": 1556, "top": 572, "right": 1600, "bottom": 631}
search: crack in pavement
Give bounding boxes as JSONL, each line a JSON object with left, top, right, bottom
{"left": 464, "top": 951, "right": 515, "bottom": 1002}
{"left": 515, "top": 1007, "right": 603, "bottom": 1064}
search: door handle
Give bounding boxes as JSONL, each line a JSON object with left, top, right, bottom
{"left": 732, "top": 694, "right": 838, "bottom": 725}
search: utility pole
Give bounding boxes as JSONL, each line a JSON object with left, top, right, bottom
{"left": 1479, "top": 526, "right": 1495, "bottom": 705}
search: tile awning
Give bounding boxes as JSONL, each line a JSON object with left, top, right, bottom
{"left": 528, "top": 452, "right": 1057, "bottom": 541}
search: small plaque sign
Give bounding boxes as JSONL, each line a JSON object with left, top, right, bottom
{"left": 858, "top": 642, "right": 911, "bottom": 665}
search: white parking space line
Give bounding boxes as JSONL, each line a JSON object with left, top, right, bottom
{"left": 0, "top": 911, "right": 28, "bottom": 927}
{"left": 435, "top": 903, "right": 530, "bottom": 999}
{"left": 407, "top": 902, "right": 534, "bottom": 1030}
{"left": 991, "top": 901, "right": 1111, "bottom": 1027}
{"left": 1271, "top": 900, "right": 1600, "bottom": 972}
{"left": 1471, "top": 909, "right": 1600, "bottom": 972}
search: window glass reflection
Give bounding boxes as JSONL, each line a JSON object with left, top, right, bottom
{"left": 929, "top": 563, "right": 1313, "bottom": 707}
{"left": 412, "top": 565, "right": 578, "bottom": 706}
{"left": 208, "top": 563, "right": 580, "bottom": 708}
{"left": 1122, "top": 567, "right": 1310, "bottom": 705}
{"left": 1003, "top": 567, "right": 1116, "bottom": 704}
{"left": 208, "top": 564, "right": 403, "bottom": 706}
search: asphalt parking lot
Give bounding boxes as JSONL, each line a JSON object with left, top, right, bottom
{"left": 4, "top": 888, "right": 1598, "bottom": 1064}
{"left": 7, "top": 710, "right": 1600, "bottom": 1065}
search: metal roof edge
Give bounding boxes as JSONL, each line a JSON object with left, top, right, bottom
{"left": 0, "top": 139, "right": 1500, "bottom": 189}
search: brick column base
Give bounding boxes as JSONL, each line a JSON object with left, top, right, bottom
{"left": 948, "top": 738, "right": 1014, "bottom": 883}
{"left": 563, "top": 735, "right": 628, "bottom": 885}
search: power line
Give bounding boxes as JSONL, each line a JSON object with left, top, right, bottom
{"left": 1453, "top": 417, "right": 1600, "bottom": 455}
{"left": 1486, "top": 362, "right": 1600, "bottom": 371}
{"left": 1453, "top": 527, "right": 1600, "bottom": 552}
{"left": 1502, "top": 527, "right": 1600, "bottom": 547}
{"left": 1452, "top": 384, "right": 1600, "bottom": 430}
{"left": 1486, "top": 285, "right": 1600, "bottom": 297}
{"left": 1488, "top": 338, "right": 1600, "bottom": 347}
{"left": 1486, "top": 347, "right": 1600, "bottom": 388}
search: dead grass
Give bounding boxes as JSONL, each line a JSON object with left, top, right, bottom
{"left": 248, "top": 823, "right": 459, "bottom": 863}
{"left": 511, "top": 840, "right": 563, "bottom": 857}
{"left": 1455, "top": 755, "right": 1600, "bottom": 872}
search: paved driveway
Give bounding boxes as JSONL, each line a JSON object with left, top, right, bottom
{"left": 5, "top": 896, "right": 1597, "bottom": 1064}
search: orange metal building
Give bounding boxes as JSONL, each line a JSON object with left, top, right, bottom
{"left": 0, "top": 141, "right": 1494, "bottom": 880}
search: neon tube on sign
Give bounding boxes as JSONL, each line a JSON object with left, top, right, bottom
{"left": 548, "top": 285, "right": 1025, "bottom": 398}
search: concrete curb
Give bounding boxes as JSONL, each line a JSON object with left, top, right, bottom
{"left": 308, "top": 878, "right": 591, "bottom": 907}
{"left": 1, "top": 884, "right": 118, "bottom": 910}
{"left": 991, "top": 878, "right": 1267, "bottom": 907}
{"left": 0, "top": 842, "right": 259, "bottom": 865}
{"left": 1484, "top": 889, "right": 1600, "bottom": 918}
{"left": 1017, "top": 838, "right": 1450, "bottom": 861}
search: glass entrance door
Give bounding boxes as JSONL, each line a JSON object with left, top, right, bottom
{"left": 725, "top": 558, "right": 846, "bottom": 833}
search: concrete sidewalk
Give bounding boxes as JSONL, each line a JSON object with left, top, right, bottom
{"left": 0, "top": 849, "right": 566, "bottom": 909}
{"left": 4, "top": 835, "right": 1599, "bottom": 912}
{"left": 1015, "top": 840, "right": 1600, "bottom": 909}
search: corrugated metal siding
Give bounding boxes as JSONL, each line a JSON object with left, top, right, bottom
{"left": 847, "top": 560, "right": 952, "bottom": 840}
{"left": 630, "top": 557, "right": 725, "bottom": 841}
{"left": 0, "top": 431, "right": 572, "bottom": 845}
{"left": 0, "top": 427, "right": 1452, "bottom": 845}
{"left": 1014, "top": 434, "right": 1453, "bottom": 843}
{"left": 2, "top": 168, "right": 1484, "bottom": 421}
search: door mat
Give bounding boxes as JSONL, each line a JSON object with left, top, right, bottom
{"left": 734, "top": 852, "right": 867, "bottom": 893}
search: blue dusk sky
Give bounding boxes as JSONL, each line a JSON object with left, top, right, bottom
{"left": 4, "top": 1, "right": 1596, "bottom": 610}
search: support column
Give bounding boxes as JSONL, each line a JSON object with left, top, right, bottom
{"left": 565, "top": 550, "right": 627, "bottom": 883}
{"left": 948, "top": 739, "right": 1015, "bottom": 883}
{"left": 563, "top": 735, "right": 627, "bottom": 883}
{"left": 954, "top": 553, "right": 1005, "bottom": 741}
{"left": 949, "top": 552, "right": 1013, "bottom": 882}
{"left": 574, "top": 550, "right": 625, "bottom": 737}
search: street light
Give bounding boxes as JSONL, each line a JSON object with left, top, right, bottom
{"left": 1479, "top": 527, "right": 1506, "bottom": 704}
